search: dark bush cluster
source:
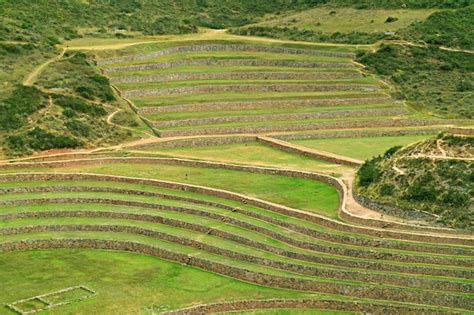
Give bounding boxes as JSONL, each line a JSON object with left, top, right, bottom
{"left": 231, "top": 26, "right": 386, "bottom": 44}
{"left": 0, "top": 85, "right": 46, "bottom": 131}
{"left": 54, "top": 95, "right": 107, "bottom": 117}
{"left": 6, "top": 127, "right": 82, "bottom": 155}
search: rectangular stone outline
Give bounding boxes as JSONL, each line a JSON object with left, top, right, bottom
{"left": 5, "top": 285, "right": 96, "bottom": 314}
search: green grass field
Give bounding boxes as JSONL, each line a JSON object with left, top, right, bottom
{"left": 250, "top": 7, "right": 437, "bottom": 34}
{"left": 292, "top": 135, "right": 434, "bottom": 160}
{"left": 2, "top": 33, "right": 472, "bottom": 315}
{"left": 0, "top": 250, "right": 317, "bottom": 314}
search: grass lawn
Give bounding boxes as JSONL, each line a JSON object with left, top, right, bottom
{"left": 0, "top": 162, "right": 341, "bottom": 218}
{"left": 144, "top": 104, "right": 395, "bottom": 122}
{"left": 253, "top": 7, "right": 437, "bottom": 34}
{"left": 104, "top": 51, "right": 352, "bottom": 68}
{"left": 133, "top": 91, "right": 388, "bottom": 107}
{"left": 133, "top": 142, "right": 348, "bottom": 173}
{"left": 117, "top": 77, "right": 379, "bottom": 92}
{"left": 0, "top": 250, "right": 318, "bottom": 314}
{"left": 292, "top": 135, "right": 433, "bottom": 160}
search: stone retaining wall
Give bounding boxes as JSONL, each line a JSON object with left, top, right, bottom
{"left": 104, "top": 59, "right": 354, "bottom": 74}
{"left": 1, "top": 223, "right": 469, "bottom": 293}
{"left": 152, "top": 108, "right": 406, "bottom": 129}
{"left": 275, "top": 127, "right": 443, "bottom": 141}
{"left": 97, "top": 44, "right": 355, "bottom": 66}
{"left": 0, "top": 161, "right": 470, "bottom": 244}
{"left": 158, "top": 119, "right": 459, "bottom": 138}
{"left": 3, "top": 185, "right": 471, "bottom": 258}
{"left": 123, "top": 84, "right": 380, "bottom": 98}
{"left": 353, "top": 191, "right": 438, "bottom": 221}
{"left": 0, "top": 239, "right": 471, "bottom": 310}
{"left": 163, "top": 299, "right": 449, "bottom": 315}
{"left": 112, "top": 71, "right": 363, "bottom": 84}
{"left": 257, "top": 136, "right": 362, "bottom": 167}
{"left": 137, "top": 96, "right": 391, "bottom": 114}
{"left": 2, "top": 200, "right": 468, "bottom": 268}
{"left": 449, "top": 127, "right": 474, "bottom": 135}
{"left": 132, "top": 135, "right": 257, "bottom": 150}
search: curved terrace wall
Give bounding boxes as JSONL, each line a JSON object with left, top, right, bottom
{"left": 104, "top": 59, "right": 355, "bottom": 74}
{"left": 1, "top": 224, "right": 470, "bottom": 292}
{"left": 0, "top": 240, "right": 472, "bottom": 311}
{"left": 137, "top": 96, "right": 392, "bottom": 114}
{"left": 152, "top": 108, "right": 407, "bottom": 129}
{"left": 162, "top": 299, "right": 448, "bottom": 315}
{"left": 97, "top": 44, "right": 355, "bottom": 66}
{"left": 158, "top": 119, "right": 461, "bottom": 138}
{"left": 0, "top": 163, "right": 471, "bottom": 243}
{"left": 111, "top": 72, "right": 363, "bottom": 84}
{"left": 2, "top": 185, "right": 471, "bottom": 257}
{"left": 1, "top": 201, "right": 467, "bottom": 267}
{"left": 123, "top": 84, "right": 380, "bottom": 98}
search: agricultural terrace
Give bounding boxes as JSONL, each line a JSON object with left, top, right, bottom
{"left": 1, "top": 34, "right": 473, "bottom": 314}
{"left": 96, "top": 38, "right": 466, "bottom": 139}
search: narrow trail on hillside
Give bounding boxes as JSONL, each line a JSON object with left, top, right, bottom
{"left": 23, "top": 48, "right": 66, "bottom": 86}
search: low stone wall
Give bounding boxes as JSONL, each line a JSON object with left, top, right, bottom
{"left": 2, "top": 200, "right": 468, "bottom": 268}
{"left": 0, "top": 239, "right": 471, "bottom": 310}
{"left": 2, "top": 223, "right": 469, "bottom": 293}
{"left": 104, "top": 59, "right": 354, "bottom": 74}
{"left": 0, "top": 160, "right": 470, "bottom": 244}
{"left": 111, "top": 71, "right": 363, "bottom": 84}
{"left": 131, "top": 135, "right": 257, "bottom": 150}
{"left": 152, "top": 108, "right": 406, "bottom": 129}
{"left": 97, "top": 44, "right": 355, "bottom": 66}
{"left": 4, "top": 184, "right": 471, "bottom": 258}
{"left": 163, "top": 299, "right": 449, "bottom": 315}
{"left": 353, "top": 191, "right": 438, "bottom": 221}
{"left": 158, "top": 119, "right": 459, "bottom": 138}
{"left": 257, "top": 136, "right": 362, "bottom": 167}
{"left": 123, "top": 84, "right": 380, "bottom": 98}
{"left": 275, "top": 127, "right": 443, "bottom": 141}
{"left": 449, "top": 127, "right": 474, "bottom": 135}
{"left": 138, "top": 96, "right": 391, "bottom": 115}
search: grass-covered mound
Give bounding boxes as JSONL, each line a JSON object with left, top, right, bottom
{"left": 355, "top": 133, "right": 473, "bottom": 229}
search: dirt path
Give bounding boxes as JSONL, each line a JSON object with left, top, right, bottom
{"left": 436, "top": 139, "right": 447, "bottom": 156}
{"left": 23, "top": 48, "right": 66, "bottom": 86}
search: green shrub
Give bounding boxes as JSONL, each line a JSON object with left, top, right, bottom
{"left": 53, "top": 95, "right": 107, "bottom": 117}
{"left": 358, "top": 158, "right": 381, "bottom": 187}
{"left": 0, "top": 85, "right": 46, "bottom": 131}
{"left": 6, "top": 127, "right": 82, "bottom": 155}
{"left": 385, "top": 16, "right": 398, "bottom": 23}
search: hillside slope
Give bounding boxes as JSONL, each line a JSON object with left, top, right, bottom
{"left": 355, "top": 132, "right": 473, "bottom": 229}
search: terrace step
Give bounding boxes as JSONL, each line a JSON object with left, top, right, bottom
{"left": 111, "top": 72, "right": 364, "bottom": 84}
{"left": 1, "top": 238, "right": 472, "bottom": 311}
{"left": 123, "top": 84, "right": 381, "bottom": 98}
{"left": 151, "top": 108, "right": 406, "bottom": 129}
{"left": 97, "top": 43, "right": 355, "bottom": 66}
{"left": 257, "top": 136, "right": 362, "bottom": 167}
{"left": 158, "top": 119, "right": 460, "bottom": 137}
{"left": 137, "top": 96, "right": 392, "bottom": 114}
{"left": 104, "top": 59, "right": 355, "bottom": 74}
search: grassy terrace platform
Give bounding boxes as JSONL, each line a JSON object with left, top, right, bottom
{"left": 95, "top": 39, "right": 423, "bottom": 139}
{"left": 0, "top": 174, "right": 473, "bottom": 313}
{"left": 3, "top": 34, "right": 472, "bottom": 314}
